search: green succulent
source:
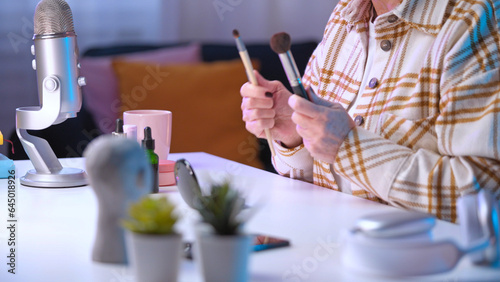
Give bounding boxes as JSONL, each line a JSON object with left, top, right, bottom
{"left": 196, "top": 181, "right": 247, "bottom": 235}
{"left": 122, "top": 197, "right": 178, "bottom": 234}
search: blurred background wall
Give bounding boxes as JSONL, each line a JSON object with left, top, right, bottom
{"left": 0, "top": 0, "right": 338, "bottom": 155}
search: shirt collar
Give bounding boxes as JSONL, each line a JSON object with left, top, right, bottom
{"left": 340, "top": 0, "right": 372, "bottom": 24}
{"left": 340, "top": 0, "right": 451, "bottom": 35}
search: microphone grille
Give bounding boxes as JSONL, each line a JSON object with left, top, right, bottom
{"left": 34, "top": 0, "right": 75, "bottom": 35}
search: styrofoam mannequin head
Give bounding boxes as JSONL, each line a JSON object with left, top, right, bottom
{"left": 85, "top": 135, "right": 152, "bottom": 209}
{"left": 83, "top": 135, "right": 152, "bottom": 264}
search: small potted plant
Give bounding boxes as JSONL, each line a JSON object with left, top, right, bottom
{"left": 194, "top": 180, "right": 253, "bottom": 282}
{"left": 122, "top": 196, "right": 181, "bottom": 282}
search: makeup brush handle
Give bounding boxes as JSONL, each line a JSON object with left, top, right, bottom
{"left": 292, "top": 84, "right": 309, "bottom": 101}
{"left": 264, "top": 129, "right": 276, "bottom": 157}
{"left": 237, "top": 49, "right": 276, "bottom": 156}
{"left": 239, "top": 52, "right": 258, "bottom": 85}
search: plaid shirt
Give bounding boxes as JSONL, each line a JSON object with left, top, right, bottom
{"left": 272, "top": 0, "right": 500, "bottom": 222}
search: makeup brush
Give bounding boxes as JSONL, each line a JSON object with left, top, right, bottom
{"left": 270, "top": 32, "right": 310, "bottom": 101}
{"left": 233, "top": 29, "right": 276, "bottom": 157}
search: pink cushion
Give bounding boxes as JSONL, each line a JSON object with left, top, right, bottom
{"left": 80, "top": 43, "right": 201, "bottom": 133}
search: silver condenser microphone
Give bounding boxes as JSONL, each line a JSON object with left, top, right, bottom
{"left": 16, "top": 0, "right": 87, "bottom": 188}
{"left": 33, "top": 0, "right": 85, "bottom": 125}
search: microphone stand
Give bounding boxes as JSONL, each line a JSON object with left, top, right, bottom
{"left": 16, "top": 75, "right": 87, "bottom": 188}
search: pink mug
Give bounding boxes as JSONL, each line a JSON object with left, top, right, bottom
{"left": 123, "top": 110, "right": 172, "bottom": 160}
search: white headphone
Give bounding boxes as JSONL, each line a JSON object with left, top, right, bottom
{"left": 341, "top": 189, "right": 500, "bottom": 277}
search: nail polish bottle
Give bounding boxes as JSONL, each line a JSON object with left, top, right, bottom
{"left": 112, "top": 118, "right": 126, "bottom": 137}
{"left": 142, "top": 127, "right": 159, "bottom": 193}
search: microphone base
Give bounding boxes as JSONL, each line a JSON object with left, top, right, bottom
{"left": 20, "top": 168, "right": 87, "bottom": 188}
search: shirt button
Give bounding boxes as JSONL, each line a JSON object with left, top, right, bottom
{"left": 368, "top": 77, "right": 378, "bottom": 88}
{"left": 381, "top": 40, "right": 392, "bottom": 51}
{"left": 354, "top": 115, "right": 364, "bottom": 126}
{"left": 388, "top": 15, "right": 399, "bottom": 23}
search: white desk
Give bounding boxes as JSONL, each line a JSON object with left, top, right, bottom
{"left": 0, "top": 152, "right": 498, "bottom": 281}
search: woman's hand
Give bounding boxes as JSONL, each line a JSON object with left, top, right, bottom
{"left": 240, "top": 71, "right": 302, "bottom": 148}
{"left": 288, "top": 94, "right": 355, "bottom": 163}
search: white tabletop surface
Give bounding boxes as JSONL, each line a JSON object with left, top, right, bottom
{"left": 0, "top": 152, "right": 499, "bottom": 282}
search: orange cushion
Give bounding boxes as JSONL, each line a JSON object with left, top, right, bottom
{"left": 112, "top": 59, "right": 263, "bottom": 169}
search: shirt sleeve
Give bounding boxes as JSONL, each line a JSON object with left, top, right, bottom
{"left": 271, "top": 141, "right": 314, "bottom": 182}
{"left": 333, "top": 5, "right": 500, "bottom": 222}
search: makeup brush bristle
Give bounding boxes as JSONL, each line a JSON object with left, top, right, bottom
{"left": 232, "top": 29, "right": 240, "bottom": 38}
{"left": 270, "top": 32, "right": 291, "bottom": 54}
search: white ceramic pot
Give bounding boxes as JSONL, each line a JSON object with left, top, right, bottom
{"left": 195, "top": 226, "right": 253, "bottom": 282}
{"left": 125, "top": 231, "right": 182, "bottom": 282}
